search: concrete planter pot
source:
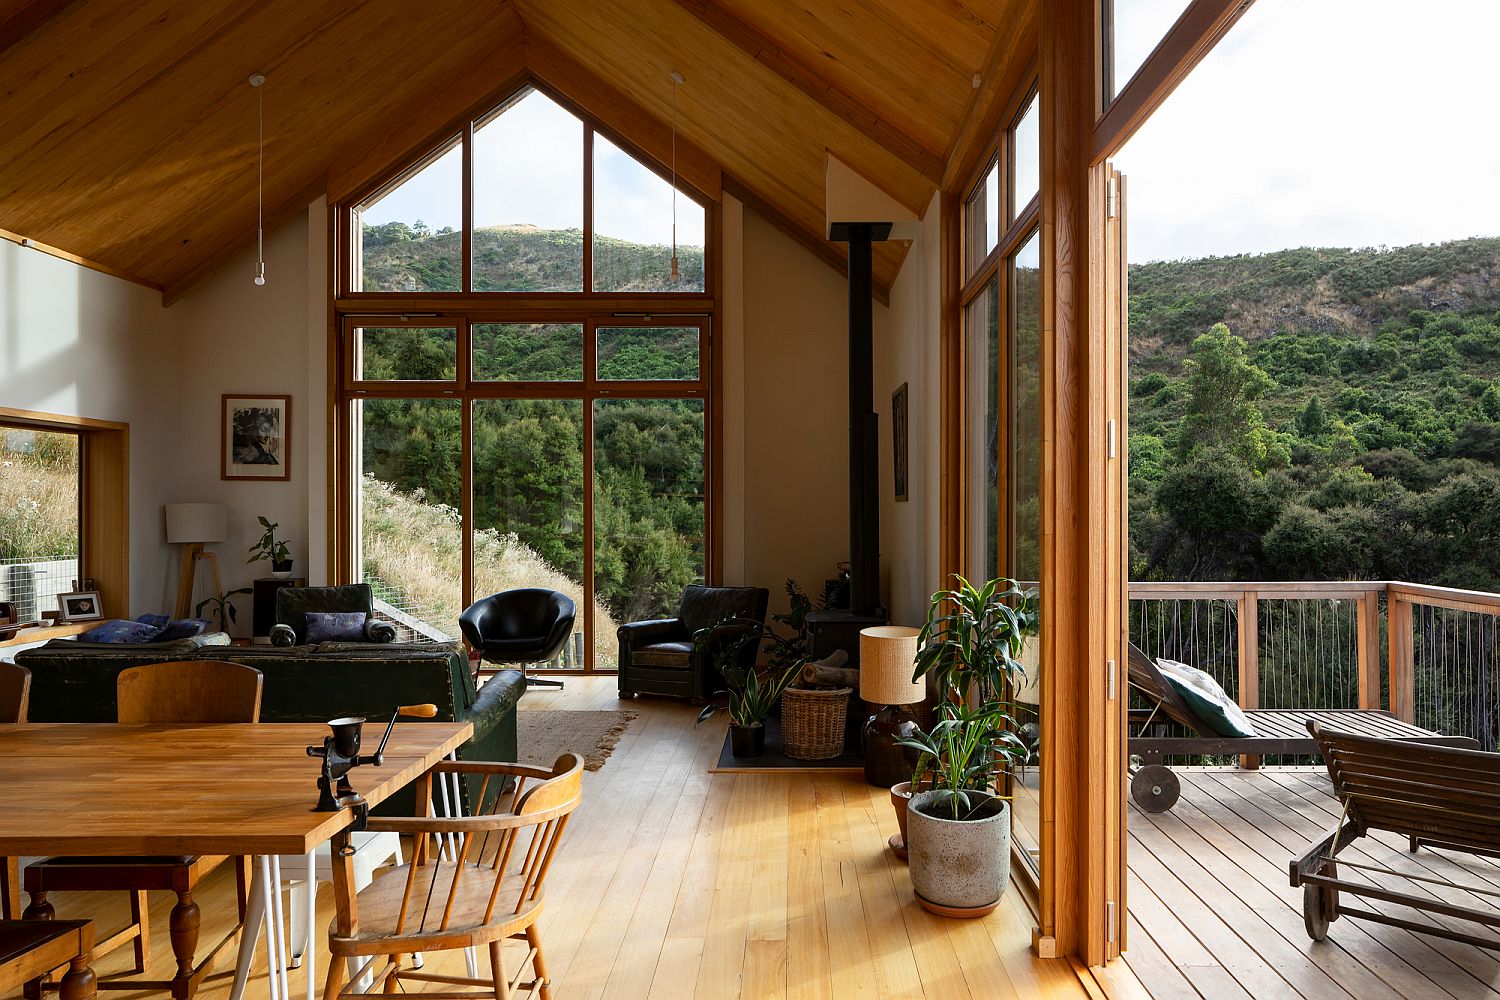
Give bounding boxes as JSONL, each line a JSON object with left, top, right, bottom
{"left": 906, "top": 789, "right": 1010, "bottom": 917}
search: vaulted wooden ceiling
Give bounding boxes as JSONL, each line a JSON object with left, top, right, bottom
{"left": 0, "top": 0, "right": 1036, "bottom": 301}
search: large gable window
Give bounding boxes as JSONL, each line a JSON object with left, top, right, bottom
{"left": 335, "top": 81, "right": 717, "bottom": 674}
{"left": 348, "top": 85, "right": 708, "bottom": 296}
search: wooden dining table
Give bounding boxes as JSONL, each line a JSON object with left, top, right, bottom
{"left": 0, "top": 720, "right": 471, "bottom": 1000}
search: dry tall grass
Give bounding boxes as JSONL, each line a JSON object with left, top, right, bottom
{"left": 0, "top": 434, "right": 79, "bottom": 561}
{"left": 360, "top": 475, "right": 615, "bottom": 644}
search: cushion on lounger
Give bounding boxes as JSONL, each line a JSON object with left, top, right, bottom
{"left": 1156, "top": 658, "right": 1257, "bottom": 738}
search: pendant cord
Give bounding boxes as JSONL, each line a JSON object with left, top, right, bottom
{"left": 670, "top": 74, "right": 679, "bottom": 283}
{"left": 253, "top": 74, "right": 266, "bottom": 285}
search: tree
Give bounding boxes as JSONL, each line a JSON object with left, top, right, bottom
{"left": 1297, "top": 396, "right": 1328, "bottom": 438}
{"left": 1178, "top": 324, "right": 1282, "bottom": 471}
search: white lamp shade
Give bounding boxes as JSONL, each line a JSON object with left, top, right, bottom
{"left": 165, "top": 503, "right": 228, "bottom": 544}
{"left": 859, "top": 626, "right": 925, "bottom": 706}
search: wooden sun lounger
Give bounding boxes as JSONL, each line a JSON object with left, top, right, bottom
{"left": 1291, "top": 721, "right": 1500, "bottom": 950}
{"left": 1126, "top": 643, "right": 1474, "bottom": 812}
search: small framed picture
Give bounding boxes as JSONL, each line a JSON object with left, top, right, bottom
{"left": 58, "top": 591, "right": 104, "bottom": 622}
{"left": 222, "top": 394, "right": 292, "bottom": 481}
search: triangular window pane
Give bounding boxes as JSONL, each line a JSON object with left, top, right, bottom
{"left": 473, "top": 88, "right": 584, "bottom": 291}
{"left": 593, "top": 133, "right": 705, "bottom": 292}
{"left": 356, "top": 140, "right": 462, "bottom": 292}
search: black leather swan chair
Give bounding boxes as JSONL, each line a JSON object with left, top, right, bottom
{"left": 460, "top": 589, "right": 577, "bottom": 689}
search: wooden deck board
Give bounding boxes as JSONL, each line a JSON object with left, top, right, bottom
{"left": 1128, "top": 767, "right": 1500, "bottom": 999}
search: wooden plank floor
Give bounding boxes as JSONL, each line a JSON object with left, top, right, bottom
{"left": 6, "top": 676, "right": 1103, "bottom": 1000}
{"left": 1125, "top": 767, "right": 1500, "bottom": 999}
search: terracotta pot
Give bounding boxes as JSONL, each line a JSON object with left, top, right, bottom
{"left": 906, "top": 789, "right": 1010, "bottom": 917}
{"left": 887, "top": 779, "right": 930, "bottom": 861}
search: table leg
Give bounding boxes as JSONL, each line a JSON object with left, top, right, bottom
{"left": 269, "top": 856, "right": 291, "bottom": 1000}
{"left": 304, "top": 850, "right": 316, "bottom": 1000}
{"left": 58, "top": 955, "right": 97, "bottom": 1000}
{"left": 168, "top": 889, "right": 200, "bottom": 1000}
{"left": 259, "top": 856, "right": 284, "bottom": 1000}
{"left": 229, "top": 857, "right": 267, "bottom": 1000}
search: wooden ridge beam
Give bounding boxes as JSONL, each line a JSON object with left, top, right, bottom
{"left": 671, "top": 0, "right": 944, "bottom": 184}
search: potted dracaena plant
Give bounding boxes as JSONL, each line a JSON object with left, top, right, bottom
{"left": 897, "top": 575, "right": 1038, "bottom": 917}
{"left": 247, "top": 515, "right": 294, "bottom": 577}
{"left": 695, "top": 620, "right": 801, "bottom": 757}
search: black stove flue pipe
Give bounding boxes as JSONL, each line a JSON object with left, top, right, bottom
{"left": 830, "top": 221, "right": 891, "bottom": 617}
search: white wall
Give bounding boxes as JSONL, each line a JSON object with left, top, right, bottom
{"left": 165, "top": 201, "right": 329, "bottom": 627}
{"left": 0, "top": 239, "right": 180, "bottom": 612}
{"left": 875, "top": 192, "right": 944, "bottom": 627}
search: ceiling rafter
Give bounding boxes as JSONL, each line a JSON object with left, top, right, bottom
{"left": 670, "top": 0, "right": 945, "bottom": 184}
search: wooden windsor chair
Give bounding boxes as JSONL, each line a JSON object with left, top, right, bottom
{"left": 321, "top": 753, "right": 584, "bottom": 1000}
{"left": 1, "top": 663, "right": 31, "bottom": 920}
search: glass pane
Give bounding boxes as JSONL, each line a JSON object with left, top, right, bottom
{"left": 472, "top": 400, "right": 587, "bottom": 669}
{"left": 472, "top": 89, "right": 584, "bottom": 292}
{"left": 1012, "top": 96, "right": 1040, "bottom": 218}
{"left": 963, "top": 278, "right": 999, "bottom": 581}
{"left": 593, "top": 399, "right": 705, "bottom": 667}
{"left": 0, "top": 427, "right": 80, "bottom": 622}
{"left": 358, "top": 398, "right": 462, "bottom": 640}
{"left": 356, "top": 326, "right": 458, "bottom": 381}
{"left": 1011, "top": 230, "right": 1042, "bottom": 876}
{"left": 964, "top": 160, "right": 1000, "bottom": 277}
{"left": 593, "top": 133, "right": 706, "bottom": 292}
{"left": 356, "top": 141, "right": 462, "bottom": 292}
{"left": 596, "top": 326, "right": 701, "bottom": 381}
{"left": 1108, "top": 0, "right": 1191, "bottom": 101}
{"left": 472, "top": 324, "right": 583, "bottom": 381}
{"left": 1012, "top": 231, "right": 1042, "bottom": 582}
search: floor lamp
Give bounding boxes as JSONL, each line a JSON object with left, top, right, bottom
{"left": 860, "top": 625, "right": 926, "bottom": 787}
{"left": 167, "top": 503, "right": 228, "bottom": 620}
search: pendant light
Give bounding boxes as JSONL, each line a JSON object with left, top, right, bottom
{"left": 669, "top": 70, "right": 683, "bottom": 284}
{"left": 250, "top": 73, "right": 267, "bottom": 286}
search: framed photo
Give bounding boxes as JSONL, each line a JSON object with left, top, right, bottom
{"left": 222, "top": 394, "right": 291, "bottom": 481}
{"left": 892, "top": 382, "right": 909, "bottom": 502}
{"left": 58, "top": 591, "right": 104, "bottom": 622}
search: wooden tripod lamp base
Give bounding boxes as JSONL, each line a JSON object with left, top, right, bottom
{"left": 165, "top": 503, "right": 229, "bottom": 621}
{"left": 174, "top": 544, "right": 224, "bottom": 621}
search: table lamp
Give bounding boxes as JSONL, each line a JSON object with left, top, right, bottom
{"left": 860, "top": 625, "right": 926, "bottom": 787}
{"left": 166, "top": 503, "right": 228, "bottom": 619}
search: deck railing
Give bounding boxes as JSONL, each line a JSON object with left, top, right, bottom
{"left": 1130, "top": 580, "right": 1500, "bottom": 751}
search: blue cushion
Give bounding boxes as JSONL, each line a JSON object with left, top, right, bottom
{"left": 305, "top": 612, "right": 367, "bottom": 643}
{"left": 157, "top": 619, "right": 210, "bottom": 640}
{"left": 78, "top": 620, "right": 164, "bottom": 643}
{"left": 1157, "top": 659, "right": 1257, "bottom": 738}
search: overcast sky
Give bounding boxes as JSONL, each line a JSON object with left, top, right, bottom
{"left": 1113, "top": 0, "right": 1500, "bottom": 263}
{"left": 360, "top": 88, "right": 705, "bottom": 248}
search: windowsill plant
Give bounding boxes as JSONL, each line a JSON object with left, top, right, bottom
{"left": 247, "top": 515, "right": 294, "bottom": 577}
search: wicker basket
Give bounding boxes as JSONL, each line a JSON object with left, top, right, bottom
{"left": 781, "top": 686, "right": 853, "bottom": 760}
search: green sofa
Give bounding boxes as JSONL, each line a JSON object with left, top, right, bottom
{"left": 15, "top": 636, "right": 524, "bottom": 810}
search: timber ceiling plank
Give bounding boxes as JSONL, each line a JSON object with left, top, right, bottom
{"left": 0, "top": 0, "right": 83, "bottom": 55}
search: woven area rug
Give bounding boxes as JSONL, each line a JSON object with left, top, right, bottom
{"left": 516, "top": 709, "right": 636, "bottom": 772}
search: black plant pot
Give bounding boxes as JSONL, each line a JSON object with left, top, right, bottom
{"left": 730, "top": 723, "right": 766, "bottom": 758}
{"left": 272, "top": 559, "right": 294, "bottom": 579}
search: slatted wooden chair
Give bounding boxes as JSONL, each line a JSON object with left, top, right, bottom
{"left": 1291, "top": 721, "right": 1500, "bottom": 948}
{"left": 1, "top": 919, "right": 96, "bottom": 1000}
{"left": 1126, "top": 642, "right": 1474, "bottom": 812}
{"left": 1, "top": 663, "right": 31, "bottom": 920}
{"left": 23, "top": 660, "right": 261, "bottom": 999}
{"left": 321, "top": 753, "right": 584, "bottom": 1000}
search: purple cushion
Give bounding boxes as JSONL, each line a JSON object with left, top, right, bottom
{"left": 305, "top": 612, "right": 367, "bottom": 643}
{"left": 78, "top": 620, "right": 164, "bottom": 643}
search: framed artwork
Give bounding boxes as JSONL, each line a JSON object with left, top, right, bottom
{"left": 222, "top": 394, "right": 292, "bottom": 481}
{"left": 58, "top": 591, "right": 104, "bottom": 622}
{"left": 892, "top": 381, "right": 909, "bottom": 502}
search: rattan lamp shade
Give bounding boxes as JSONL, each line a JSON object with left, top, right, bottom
{"left": 859, "top": 626, "right": 924, "bottom": 705}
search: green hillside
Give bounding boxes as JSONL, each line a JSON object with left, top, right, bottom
{"left": 1128, "top": 236, "right": 1500, "bottom": 587}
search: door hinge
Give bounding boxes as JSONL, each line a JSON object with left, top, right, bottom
{"left": 1106, "top": 658, "right": 1117, "bottom": 700}
{"left": 1106, "top": 175, "right": 1118, "bottom": 218}
{"left": 1107, "top": 418, "right": 1117, "bottom": 459}
{"left": 1107, "top": 900, "right": 1118, "bottom": 944}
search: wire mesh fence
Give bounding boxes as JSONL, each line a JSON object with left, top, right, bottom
{"left": 1, "top": 556, "right": 81, "bottom": 622}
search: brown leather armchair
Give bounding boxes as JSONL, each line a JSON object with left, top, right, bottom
{"left": 617, "top": 585, "right": 769, "bottom": 701}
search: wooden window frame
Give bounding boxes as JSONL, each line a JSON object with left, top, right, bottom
{"left": 0, "top": 407, "right": 129, "bottom": 620}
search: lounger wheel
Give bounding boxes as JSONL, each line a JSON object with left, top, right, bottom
{"left": 1130, "top": 764, "right": 1180, "bottom": 813}
{"left": 1303, "top": 863, "right": 1339, "bottom": 941}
